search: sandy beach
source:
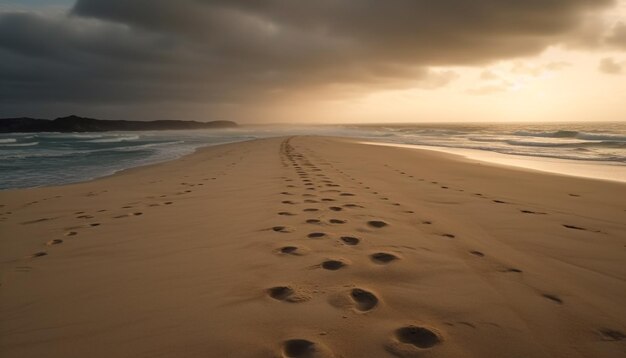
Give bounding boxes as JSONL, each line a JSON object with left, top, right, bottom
{"left": 1, "top": 136, "right": 625, "bottom": 358}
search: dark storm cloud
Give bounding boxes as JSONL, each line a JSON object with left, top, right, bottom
{"left": 0, "top": 0, "right": 617, "bottom": 119}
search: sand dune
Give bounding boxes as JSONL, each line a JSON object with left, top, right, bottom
{"left": 1, "top": 136, "right": 625, "bottom": 357}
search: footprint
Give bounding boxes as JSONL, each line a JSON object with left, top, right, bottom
{"left": 267, "top": 286, "right": 295, "bottom": 302}
{"left": 542, "top": 293, "right": 563, "bottom": 304}
{"left": 493, "top": 200, "right": 508, "bottom": 204}
{"left": 340, "top": 236, "right": 360, "bottom": 245}
{"left": 281, "top": 339, "right": 331, "bottom": 358}
{"left": 282, "top": 201, "right": 297, "bottom": 205}
{"left": 340, "top": 193, "right": 355, "bottom": 196}
{"left": 278, "top": 246, "right": 301, "bottom": 255}
{"left": 329, "top": 207, "right": 342, "bottom": 212}
{"left": 521, "top": 210, "right": 546, "bottom": 215}
{"left": 308, "top": 232, "right": 327, "bottom": 239}
{"left": 272, "top": 226, "right": 293, "bottom": 233}
{"left": 133, "top": 212, "right": 143, "bottom": 216}
{"left": 65, "top": 231, "right": 77, "bottom": 236}
{"left": 46, "top": 239, "right": 63, "bottom": 246}
{"left": 21, "top": 218, "right": 53, "bottom": 225}
{"left": 441, "top": 233, "right": 455, "bottom": 238}
{"left": 329, "top": 219, "right": 346, "bottom": 224}
{"left": 304, "top": 208, "right": 319, "bottom": 212}
{"left": 598, "top": 329, "right": 625, "bottom": 341}
{"left": 306, "top": 219, "right": 322, "bottom": 224}
{"left": 371, "top": 252, "right": 399, "bottom": 264}
{"left": 395, "top": 326, "right": 442, "bottom": 349}
{"left": 502, "top": 268, "right": 523, "bottom": 273}
{"left": 562, "top": 224, "right": 586, "bottom": 231}
{"left": 469, "top": 250, "right": 484, "bottom": 257}
{"left": 367, "top": 220, "right": 388, "bottom": 228}
{"left": 351, "top": 288, "right": 379, "bottom": 311}
{"left": 321, "top": 260, "right": 346, "bottom": 270}
{"left": 89, "top": 223, "right": 101, "bottom": 227}
{"left": 31, "top": 251, "right": 47, "bottom": 258}
{"left": 278, "top": 212, "right": 296, "bottom": 216}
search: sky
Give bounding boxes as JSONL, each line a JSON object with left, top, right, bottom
{"left": 0, "top": 0, "right": 625, "bottom": 123}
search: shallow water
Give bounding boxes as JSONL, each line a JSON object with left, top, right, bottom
{"left": 1, "top": 122, "right": 624, "bottom": 189}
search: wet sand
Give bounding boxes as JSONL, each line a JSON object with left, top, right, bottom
{"left": 1, "top": 136, "right": 625, "bottom": 357}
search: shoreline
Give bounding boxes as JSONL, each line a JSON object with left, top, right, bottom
{"left": 3, "top": 134, "right": 625, "bottom": 192}
{"left": 0, "top": 136, "right": 255, "bottom": 191}
{"left": 1, "top": 136, "right": 625, "bottom": 357}
{"left": 361, "top": 141, "right": 626, "bottom": 183}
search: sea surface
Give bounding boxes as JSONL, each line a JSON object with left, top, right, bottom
{"left": 1, "top": 122, "right": 625, "bottom": 189}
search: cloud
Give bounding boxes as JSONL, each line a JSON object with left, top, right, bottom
{"left": 605, "top": 22, "right": 626, "bottom": 49}
{"left": 0, "top": 0, "right": 617, "bottom": 120}
{"left": 467, "top": 60, "right": 571, "bottom": 95}
{"left": 598, "top": 57, "right": 624, "bottom": 74}
{"left": 511, "top": 61, "right": 571, "bottom": 77}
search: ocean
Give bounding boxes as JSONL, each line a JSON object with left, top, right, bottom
{"left": 1, "top": 122, "right": 625, "bottom": 190}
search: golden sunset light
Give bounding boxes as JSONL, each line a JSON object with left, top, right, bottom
{"left": 1, "top": 2, "right": 625, "bottom": 358}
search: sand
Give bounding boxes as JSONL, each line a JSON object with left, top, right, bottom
{"left": 1, "top": 136, "right": 625, "bottom": 358}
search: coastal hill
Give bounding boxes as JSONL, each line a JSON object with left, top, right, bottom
{"left": 0, "top": 115, "right": 237, "bottom": 133}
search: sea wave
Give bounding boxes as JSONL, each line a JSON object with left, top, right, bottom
{"left": 0, "top": 138, "right": 18, "bottom": 144}
{"left": 0, "top": 141, "right": 39, "bottom": 147}
{"left": 505, "top": 139, "right": 626, "bottom": 149}
{"left": 513, "top": 130, "right": 578, "bottom": 138}
{"left": 86, "top": 135, "right": 140, "bottom": 143}
{"left": 64, "top": 134, "right": 105, "bottom": 139}
{"left": 399, "top": 142, "right": 625, "bottom": 162}
{"left": 38, "top": 133, "right": 104, "bottom": 139}
{"left": 513, "top": 130, "right": 626, "bottom": 142}
{"left": 0, "top": 140, "right": 186, "bottom": 160}
{"left": 576, "top": 133, "right": 626, "bottom": 141}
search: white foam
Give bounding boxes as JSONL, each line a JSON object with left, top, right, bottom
{"left": 361, "top": 141, "right": 626, "bottom": 183}
{"left": 0, "top": 141, "right": 39, "bottom": 147}
{"left": 87, "top": 135, "right": 140, "bottom": 143}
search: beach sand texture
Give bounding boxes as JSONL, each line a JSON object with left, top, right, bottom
{"left": 1, "top": 136, "right": 625, "bottom": 357}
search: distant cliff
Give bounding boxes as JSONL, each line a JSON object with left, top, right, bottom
{"left": 0, "top": 115, "right": 237, "bottom": 133}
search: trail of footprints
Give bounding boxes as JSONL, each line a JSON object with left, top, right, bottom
{"left": 381, "top": 163, "right": 602, "bottom": 234}
{"left": 4, "top": 139, "right": 622, "bottom": 355}
{"left": 11, "top": 148, "right": 251, "bottom": 270}
{"left": 268, "top": 138, "right": 444, "bottom": 357}
{"left": 268, "top": 138, "right": 624, "bottom": 356}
